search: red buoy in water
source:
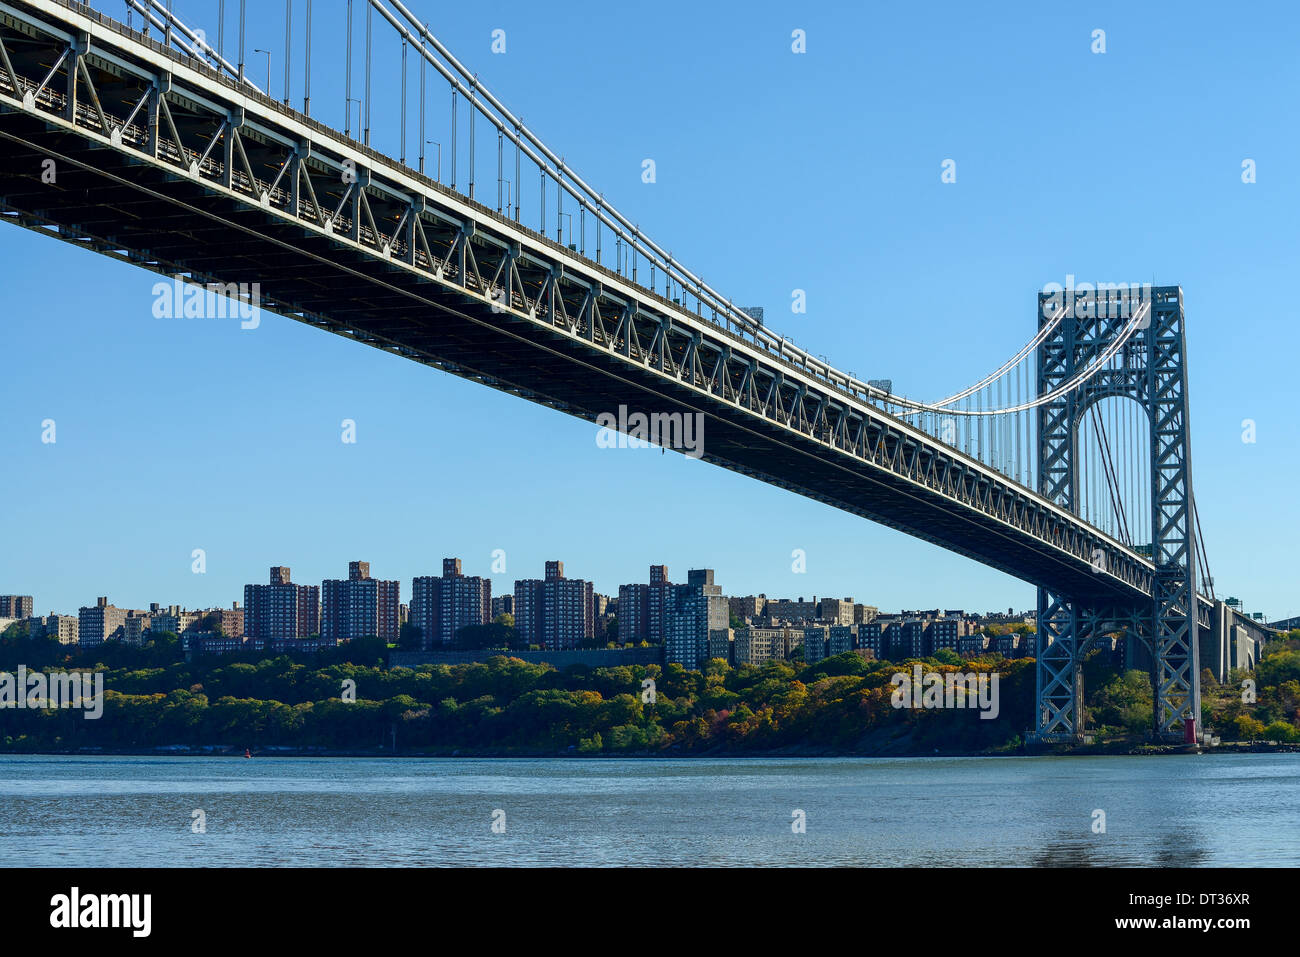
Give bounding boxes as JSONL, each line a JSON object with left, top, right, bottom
{"left": 244, "top": 748, "right": 251, "bottom": 759}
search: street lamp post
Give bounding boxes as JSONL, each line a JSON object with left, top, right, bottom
{"left": 424, "top": 140, "right": 441, "bottom": 182}
{"left": 347, "top": 98, "right": 363, "bottom": 142}
{"left": 253, "top": 48, "right": 272, "bottom": 98}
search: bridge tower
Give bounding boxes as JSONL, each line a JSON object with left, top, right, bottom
{"left": 1032, "top": 285, "right": 1200, "bottom": 742}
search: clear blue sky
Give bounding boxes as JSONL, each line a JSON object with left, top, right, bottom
{"left": 2, "top": 0, "right": 1296, "bottom": 620}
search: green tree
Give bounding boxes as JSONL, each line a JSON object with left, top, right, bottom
{"left": 1233, "top": 715, "right": 1266, "bottom": 740}
{"left": 453, "top": 623, "right": 514, "bottom": 650}
{"left": 1262, "top": 720, "right": 1299, "bottom": 743}
{"left": 398, "top": 622, "right": 423, "bottom": 651}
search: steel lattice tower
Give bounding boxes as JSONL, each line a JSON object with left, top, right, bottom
{"left": 1033, "top": 285, "right": 1200, "bottom": 741}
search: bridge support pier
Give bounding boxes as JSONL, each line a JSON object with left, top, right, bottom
{"left": 1032, "top": 594, "right": 1203, "bottom": 744}
{"left": 1031, "top": 591, "right": 1087, "bottom": 742}
{"left": 1031, "top": 595, "right": 1141, "bottom": 742}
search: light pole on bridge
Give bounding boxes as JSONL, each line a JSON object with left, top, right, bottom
{"left": 253, "top": 48, "right": 272, "bottom": 100}
{"left": 347, "top": 98, "right": 363, "bottom": 143}
{"left": 424, "top": 140, "right": 441, "bottom": 182}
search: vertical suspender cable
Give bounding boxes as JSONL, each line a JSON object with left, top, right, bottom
{"left": 994, "top": 377, "right": 1001, "bottom": 473}
{"left": 1137, "top": 399, "right": 1143, "bottom": 547}
{"left": 284, "top": 0, "right": 291, "bottom": 106}
{"left": 1128, "top": 396, "right": 1135, "bottom": 543}
{"left": 364, "top": 1, "right": 371, "bottom": 145}
{"left": 1014, "top": 364, "right": 1021, "bottom": 483}
{"left": 344, "top": 0, "right": 351, "bottom": 137}
{"left": 475, "top": 76, "right": 480, "bottom": 200}
{"left": 304, "top": 0, "right": 311, "bottom": 116}
{"left": 418, "top": 43, "right": 424, "bottom": 173}
{"left": 399, "top": 39, "right": 406, "bottom": 164}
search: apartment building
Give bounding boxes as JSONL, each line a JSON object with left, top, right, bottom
{"left": 244, "top": 566, "right": 321, "bottom": 645}
{"left": 0, "top": 595, "right": 33, "bottom": 619}
{"left": 321, "top": 561, "right": 400, "bottom": 643}
{"left": 802, "top": 624, "right": 830, "bottom": 664}
{"left": 733, "top": 626, "right": 794, "bottom": 666}
{"left": 926, "top": 618, "right": 971, "bottom": 655}
{"left": 78, "top": 597, "right": 133, "bottom": 648}
{"left": 514, "top": 560, "right": 595, "bottom": 650}
{"left": 729, "top": 595, "right": 766, "bottom": 622}
{"left": 663, "top": 569, "right": 728, "bottom": 670}
{"left": 29, "top": 614, "right": 78, "bottom": 644}
{"left": 617, "top": 565, "right": 673, "bottom": 643}
{"left": 410, "top": 558, "right": 492, "bottom": 649}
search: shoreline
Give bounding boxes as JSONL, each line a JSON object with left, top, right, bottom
{"left": 2, "top": 742, "right": 1297, "bottom": 760}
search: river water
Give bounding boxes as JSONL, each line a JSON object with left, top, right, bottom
{"left": 1, "top": 753, "right": 1296, "bottom": 866}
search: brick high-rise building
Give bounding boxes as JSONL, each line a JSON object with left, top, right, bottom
{"left": 244, "top": 566, "right": 320, "bottom": 645}
{"left": 617, "top": 565, "right": 673, "bottom": 643}
{"left": 664, "top": 569, "right": 728, "bottom": 670}
{"left": 411, "top": 558, "right": 492, "bottom": 649}
{"left": 321, "top": 561, "right": 400, "bottom": 643}
{"left": 514, "top": 560, "right": 594, "bottom": 651}
{"left": 0, "top": 596, "right": 33, "bottom": 619}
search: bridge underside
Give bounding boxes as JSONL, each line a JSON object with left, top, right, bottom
{"left": 0, "top": 107, "right": 1145, "bottom": 608}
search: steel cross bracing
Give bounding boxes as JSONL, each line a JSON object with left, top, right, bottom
{"left": 0, "top": 2, "right": 1268, "bottom": 723}
{"left": 1033, "top": 287, "right": 1202, "bottom": 741}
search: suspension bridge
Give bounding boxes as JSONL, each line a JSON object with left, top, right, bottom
{"left": 0, "top": 0, "right": 1271, "bottom": 742}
